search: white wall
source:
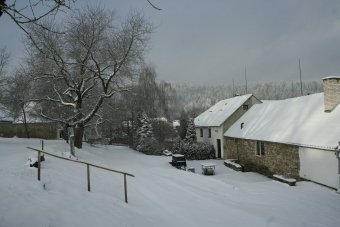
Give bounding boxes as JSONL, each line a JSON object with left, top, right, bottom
{"left": 196, "top": 127, "right": 224, "bottom": 158}
{"left": 299, "top": 147, "right": 338, "bottom": 189}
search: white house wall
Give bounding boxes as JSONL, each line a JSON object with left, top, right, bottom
{"left": 299, "top": 147, "right": 338, "bottom": 189}
{"left": 196, "top": 127, "right": 224, "bottom": 158}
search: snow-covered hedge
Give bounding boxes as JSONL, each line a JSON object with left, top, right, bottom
{"left": 172, "top": 140, "right": 215, "bottom": 160}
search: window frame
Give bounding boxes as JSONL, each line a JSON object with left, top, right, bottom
{"left": 243, "top": 104, "right": 249, "bottom": 110}
{"left": 208, "top": 128, "right": 211, "bottom": 138}
{"left": 200, "top": 128, "right": 203, "bottom": 137}
{"left": 255, "top": 141, "right": 265, "bottom": 156}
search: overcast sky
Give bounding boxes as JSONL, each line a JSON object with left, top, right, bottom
{"left": 1, "top": 0, "right": 340, "bottom": 85}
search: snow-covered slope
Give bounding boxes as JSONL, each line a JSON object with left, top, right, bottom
{"left": 225, "top": 93, "right": 340, "bottom": 149}
{"left": 1, "top": 138, "right": 340, "bottom": 227}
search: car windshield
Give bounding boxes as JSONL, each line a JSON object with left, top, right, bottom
{"left": 173, "top": 156, "right": 185, "bottom": 161}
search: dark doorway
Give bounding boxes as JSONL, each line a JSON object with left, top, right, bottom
{"left": 217, "top": 139, "right": 221, "bottom": 158}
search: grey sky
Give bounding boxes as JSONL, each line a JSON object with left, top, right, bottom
{"left": 1, "top": 0, "right": 340, "bottom": 85}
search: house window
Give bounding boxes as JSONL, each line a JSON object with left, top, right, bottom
{"left": 208, "top": 128, "right": 211, "bottom": 138}
{"left": 243, "top": 104, "right": 249, "bottom": 110}
{"left": 200, "top": 128, "right": 203, "bottom": 137}
{"left": 256, "top": 141, "right": 265, "bottom": 156}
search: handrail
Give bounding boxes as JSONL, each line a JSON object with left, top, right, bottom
{"left": 27, "top": 147, "right": 135, "bottom": 177}
{"left": 27, "top": 146, "right": 134, "bottom": 203}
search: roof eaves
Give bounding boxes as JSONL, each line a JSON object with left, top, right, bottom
{"left": 322, "top": 76, "right": 340, "bottom": 80}
{"left": 224, "top": 135, "right": 337, "bottom": 151}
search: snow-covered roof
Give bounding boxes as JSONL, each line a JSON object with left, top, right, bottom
{"left": 194, "top": 94, "right": 253, "bottom": 127}
{"left": 172, "top": 120, "right": 180, "bottom": 128}
{"left": 0, "top": 105, "right": 13, "bottom": 122}
{"left": 172, "top": 154, "right": 184, "bottom": 157}
{"left": 0, "top": 103, "right": 47, "bottom": 124}
{"left": 13, "top": 115, "right": 47, "bottom": 124}
{"left": 225, "top": 93, "right": 340, "bottom": 149}
{"left": 13, "top": 102, "right": 43, "bottom": 123}
{"left": 152, "top": 117, "right": 168, "bottom": 122}
{"left": 322, "top": 76, "right": 340, "bottom": 80}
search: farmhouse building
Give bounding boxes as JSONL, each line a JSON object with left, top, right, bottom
{"left": 194, "top": 94, "right": 261, "bottom": 158}
{"left": 224, "top": 77, "right": 340, "bottom": 189}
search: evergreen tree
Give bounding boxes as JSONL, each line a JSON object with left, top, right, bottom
{"left": 185, "top": 117, "right": 196, "bottom": 143}
{"left": 136, "top": 112, "right": 155, "bottom": 153}
{"left": 178, "top": 111, "right": 188, "bottom": 139}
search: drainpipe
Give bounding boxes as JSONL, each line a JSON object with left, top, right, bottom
{"left": 336, "top": 142, "right": 340, "bottom": 193}
{"left": 236, "top": 139, "right": 244, "bottom": 172}
{"left": 236, "top": 139, "right": 240, "bottom": 161}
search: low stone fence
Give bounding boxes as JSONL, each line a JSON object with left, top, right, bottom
{"left": 224, "top": 159, "right": 244, "bottom": 172}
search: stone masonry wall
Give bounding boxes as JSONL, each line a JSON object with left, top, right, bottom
{"left": 323, "top": 77, "right": 340, "bottom": 112}
{"left": 224, "top": 137, "right": 300, "bottom": 179}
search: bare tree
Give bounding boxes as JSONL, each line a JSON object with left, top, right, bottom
{"left": 25, "top": 7, "right": 152, "bottom": 148}
{"left": 2, "top": 69, "right": 33, "bottom": 138}
{"left": 158, "top": 80, "right": 177, "bottom": 120}
{"left": 135, "top": 65, "right": 160, "bottom": 117}
{"left": 146, "top": 0, "right": 162, "bottom": 11}
{"left": 0, "top": 0, "right": 74, "bottom": 34}
{"left": 0, "top": 47, "right": 9, "bottom": 105}
{"left": 0, "top": 0, "right": 160, "bottom": 33}
{"left": 0, "top": 47, "right": 9, "bottom": 80}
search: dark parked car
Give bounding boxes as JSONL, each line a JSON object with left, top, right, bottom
{"left": 170, "top": 154, "right": 187, "bottom": 169}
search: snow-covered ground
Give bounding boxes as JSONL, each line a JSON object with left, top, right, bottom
{"left": 1, "top": 138, "right": 340, "bottom": 227}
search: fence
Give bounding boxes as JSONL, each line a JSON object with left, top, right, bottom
{"left": 27, "top": 146, "right": 135, "bottom": 204}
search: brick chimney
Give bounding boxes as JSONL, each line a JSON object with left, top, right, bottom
{"left": 323, "top": 76, "right": 340, "bottom": 112}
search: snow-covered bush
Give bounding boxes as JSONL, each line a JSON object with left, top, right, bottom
{"left": 172, "top": 139, "right": 215, "bottom": 160}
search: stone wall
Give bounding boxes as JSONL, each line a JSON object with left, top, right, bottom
{"left": 0, "top": 122, "right": 59, "bottom": 139}
{"left": 224, "top": 137, "right": 300, "bottom": 179}
{"left": 323, "top": 77, "right": 340, "bottom": 112}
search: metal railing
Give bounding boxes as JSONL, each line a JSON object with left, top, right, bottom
{"left": 27, "top": 146, "right": 135, "bottom": 203}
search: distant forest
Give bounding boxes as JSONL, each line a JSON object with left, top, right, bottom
{"left": 171, "top": 80, "right": 323, "bottom": 118}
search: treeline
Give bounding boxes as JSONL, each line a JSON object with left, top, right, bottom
{"left": 172, "top": 80, "right": 323, "bottom": 117}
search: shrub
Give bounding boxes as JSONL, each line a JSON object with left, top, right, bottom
{"left": 172, "top": 139, "right": 215, "bottom": 160}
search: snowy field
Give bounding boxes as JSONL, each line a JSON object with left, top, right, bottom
{"left": 1, "top": 138, "right": 340, "bottom": 227}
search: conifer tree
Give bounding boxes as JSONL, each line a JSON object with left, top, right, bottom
{"left": 136, "top": 112, "right": 155, "bottom": 153}
{"left": 185, "top": 117, "right": 196, "bottom": 143}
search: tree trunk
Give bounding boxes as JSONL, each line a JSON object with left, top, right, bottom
{"left": 22, "top": 105, "right": 30, "bottom": 138}
{"left": 74, "top": 124, "right": 84, "bottom": 149}
{"left": 63, "top": 124, "right": 69, "bottom": 143}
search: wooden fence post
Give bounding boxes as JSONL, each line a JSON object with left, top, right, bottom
{"left": 70, "top": 135, "right": 75, "bottom": 157}
{"left": 87, "top": 164, "right": 91, "bottom": 192}
{"left": 124, "top": 174, "right": 128, "bottom": 203}
{"left": 41, "top": 140, "right": 44, "bottom": 150}
{"left": 38, "top": 150, "right": 41, "bottom": 181}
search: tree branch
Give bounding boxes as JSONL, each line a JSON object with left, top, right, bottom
{"left": 147, "top": 0, "right": 162, "bottom": 11}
